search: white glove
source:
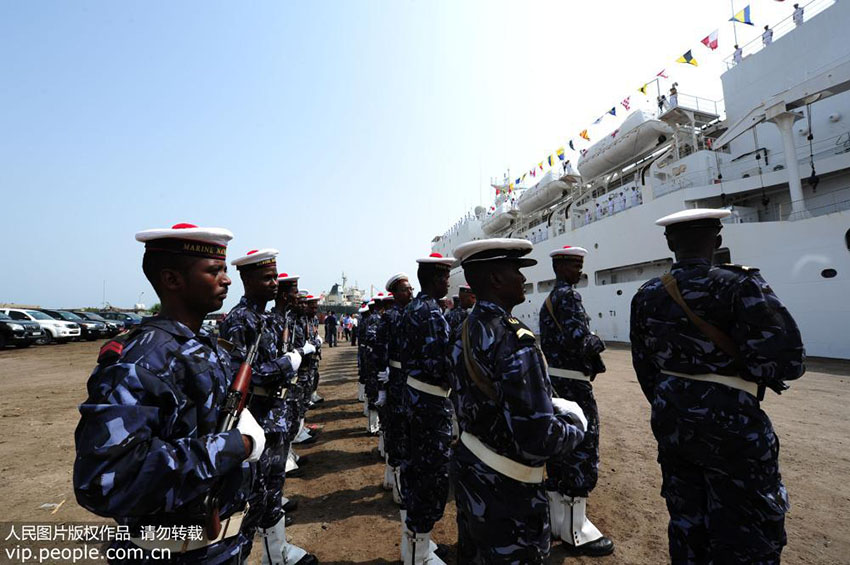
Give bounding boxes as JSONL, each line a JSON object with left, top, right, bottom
{"left": 301, "top": 342, "right": 316, "bottom": 356}
{"left": 377, "top": 369, "right": 390, "bottom": 384}
{"left": 551, "top": 398, "right": 588, "bottom": 433}
{"left": 284, "top": 351, "right": 302, "bottom": 373}
{"left": 314, "top": 336, "right": 323, "bottom": 346}
{"left": 375, "top": 390, "right": 387, "bottom": 407}
{"left": 236, "top": 408, "right": 266, "bottom": 463}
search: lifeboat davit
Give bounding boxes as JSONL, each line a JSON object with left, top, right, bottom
{"left": 577, "top": 110, "right": 673, "bottom": 180}
{"left": 516, "top": 170, "right": 579, "bottom": 214}
{"left": 481, "top": 203, "right": 517, "bottom": 235}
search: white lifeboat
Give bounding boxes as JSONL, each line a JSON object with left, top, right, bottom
{"left": 516, "top": 170, "right": 578, "bottom": 214}
{"left": 481, "top": 202, "right": 517, "bottom": 235}
{"left": 577, "top": 110, "right": 673, "bottom": 180}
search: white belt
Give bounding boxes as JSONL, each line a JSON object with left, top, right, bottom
{"left": 129, "top": 506, "right": 247, "bottom": 553}
{"left": 664, "top": 370, "right": 758, "bottom": 397}
{"left": 460, "top": 432, "right": 544, "bottom": 484}
{"left": 252, "top": 385, "right": 287, "bottom": 399}
{"left": 548, "top": 367, "right": 591, "bottom": 382}
{"left": 406, "top": 376, "right": 451, "bottom": 398}
{"left": 389, "top": 359, "right": 402, "bottom": 369}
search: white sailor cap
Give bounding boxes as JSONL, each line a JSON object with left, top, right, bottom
{"left": 367, "top": 299, "right": 376, "bottom": 306}
{"left": 373, "top": 292, "right": 389, "bottom": 302}
{"left": 549, "top": 245, "right": 588, "bottom": 259}
{"left": 381, "top": 292, "right": 396, "bottom": 301}
{"left": 453, "top": 238, "right": 536, "bottom": 267}
{"left": 385, "top": 272, "right": 410, "bottom": 291}
{"left": 459, "top": 284, "right": 473, "bottom": 293}
{"left": 231, "top": 248, "right": 279, "bottom": 270}
{"left": 416, "top": 252, "right": 456, "bottom": 268}
{"left": 277, "top": 272, "right": 300, "bottom": 283}
{"left": 302, "top": 294, "right": 320, "bottom": 303}
{"left": 358, "top": 305, "right": 369, "bottom": 313}
{"left": 655, "top": 208, "right": 731, "bottom": 232}
{"left": 135, "top": 222, "right": 233, "bottom": 260}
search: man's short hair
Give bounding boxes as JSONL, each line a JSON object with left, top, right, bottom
{"left": 142, "top": 251, "right": 197, "bottom": 295}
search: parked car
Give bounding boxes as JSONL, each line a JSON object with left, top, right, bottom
{"left": 72, "top": 311, "right": 123, "bottom": 337}
{"left": 202, "top": 312, "right": 226, "bottom": 336}
{"left": 40, "top": 309, "right": 109, "bottom": 341}
{"left": 0, "top": 308, "right": 81, "bottom": 343}
{"left": 97, "top": 311, "right": 144, "bottom": 328}
{"left": 0, "top": 312, "right": 44, "bottom": 348}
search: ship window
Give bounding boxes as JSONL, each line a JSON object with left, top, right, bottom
{"left": 713, "top": 247, "right": 731, "bottom": 265}
{"left": 523, "top": 283, "right": 534, "bottom": 295}
{"left": 821, "top": 269, "right": 837, "bottom": 279}
{"left": 537, "top": 279, "right": 556, "bottom": 293}
{"left": 595, "top": 258, "right": 674, "bottom": 286}
{"left": 845, "top": 229, "right": 850, "bottom": 250}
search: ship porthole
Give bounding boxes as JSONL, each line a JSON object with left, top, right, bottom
{"left": 845, "top": 229, "right": 850, "bottom": 250}
{"left": 821, "top": 268, "right": 837, "bottom": 279}
{"left": 616, "top": 290, "right": 623, "bottom": 296}
{"left": 594, "top": 243, "right": 599, "bottom": 249}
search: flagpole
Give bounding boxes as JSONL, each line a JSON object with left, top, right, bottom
{"left": 731, "top": 0, "right": 738, "bottom": 45}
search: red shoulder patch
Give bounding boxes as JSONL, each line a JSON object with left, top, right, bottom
{"left": 98, "top": 340, "right": 124, "bottom": 364}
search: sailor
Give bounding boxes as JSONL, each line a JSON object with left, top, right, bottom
{"left": 363, "top": 296, "right": 386, "bottom": 435}
{"left": 219, "top": 248, "right": 317, "bottom": 565}
{"left": 445, "top": 284, "right": 475, "bottom": 333}
{"left": 762, "top": 24, "right": 773, "bottom": 46}
{"left": 74, "top": 223, "right": 263, "bottom": 563}
{"left": 630, "top": 209, "right": 805, "bottom": 563}
{"left": 324, "top": 310, "right": 338, "bottom": 347}
{"left": 669, "top": 83, "right": 679, "bottom": 109}
{"left": 374, "top": 274, "right": 415, "bottom": 505}
{"left": 607, "top": 195, "right": 615, "bottom": 216}
{"left": 448, "top": 238, "right": 587, "bottom": 563}
{"left": 303, "top": 294, "right": 325, "bottom": 409}
{"left": 733, "top": 44, "right": 743, "bottom": 64}
{"left": 539, "top": 245, "right": 614, "bottom": 556}
{"left": 356, "top": 301, "right": 372, "bottom": 407}
{"left": 793, "top": 3, "right": 804, "bottom": 26}
{"left": 398, "top": 252, "right": 456, "bottom": 564}
{"left": 595, "top": 202, "right": 602, "bottom": 220}
{"left": 584, "top": 208, "right": 592, "bottom": 225}
{"left": 289, "top": 293, "right": 322, "bottom": 453}
{"left": 564, "top": 159, "right": 577, "bottom": 175}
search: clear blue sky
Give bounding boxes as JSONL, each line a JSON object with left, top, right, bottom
{"left": 0, "top": 0, "right": 795, "bottom": 311}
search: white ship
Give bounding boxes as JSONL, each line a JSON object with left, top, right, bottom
{"left": 432, "top": 0, "right": 850, "bottom": 359}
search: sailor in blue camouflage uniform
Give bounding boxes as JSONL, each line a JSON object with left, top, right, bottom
{"left": 448, "top": 238, "right": 588, "bottom": 565}
{"left": 397, "top": 253, "right": 459, "bottom": 565}
{"left": 303, "top": 294, "right": 325, "bottom": 410}
{"left": 444, "top": 284, "right": 475, "bottom": 333}
{"left": 539, "top": 245, "right": 614, "bottom": 556}
{"left": 74, "top": 223, "right": 266, "bottom": 564}
{"left": 362, "top": 296, "right": 385, "bottom": 435}
{"left": 355, "top": 302, "right": 370, "bottom": 406}
{"left": 630, "top": 209, "right": 805, "bottom": 564}
{"left": 285, "top": 292, "right": 321, "bottom": 473}
{"left": 370, "top": 293, "right": 395, "bottom": 459}
{"left": 220, "top": 249, "right": 317, "bottom": 565}
{"left": 374, "top": 274, "right": 414, "bottom": 504}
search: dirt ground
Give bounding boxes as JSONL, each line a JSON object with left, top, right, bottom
{"left": 0, "top": 340, "right": 848, "bottom": 564}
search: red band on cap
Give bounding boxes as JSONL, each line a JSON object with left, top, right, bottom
{"left": 172, "top": 223, "right": 198, "bottom": 229}
{"left": 247, "top": 249, "right": 259, "bottom": 255}
{"left": 429, "top": 253, "right": 443, "bottom": 257}
{"left": 278, "top": 273, "right": 288, "bottom": 278}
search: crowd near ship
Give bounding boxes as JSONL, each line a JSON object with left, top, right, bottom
{"left": 432, "top": 0, "right": 850, "bottom": 359}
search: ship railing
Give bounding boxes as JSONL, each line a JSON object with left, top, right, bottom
{"left": 571, "top": 193, "right": 645, "bottom": 230}
{"left": 661, "top": 93, "right": 725, "bottom": 119}
{"left": 724, "top": 190, "right": 850, "bottom": 223}
{"left": 723, "top": 0, "right": 835, "bottom": 69}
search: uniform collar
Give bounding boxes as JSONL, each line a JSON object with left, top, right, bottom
{"left": 475, "top": 299, "right": 508, "bottom": 317}
{"left": 141, "top": 316, "right": 199, "bottom": 340}
{"left": 238, "top": 295, "right": 268, "bottom": 313}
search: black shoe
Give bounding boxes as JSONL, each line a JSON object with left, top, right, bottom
{"left": 283, "top": 498, "right": 299, "bottom": 513}
{"left": 285, "top": 513, "right": 294, "bottom": 526}
{"left": 294, "top": 434, "right": 317, "bottom": 445}
{"left": 565, "top": 536, "right": 615, "bottom": 557}
{"left": 434, "top": 543, "right": 451, "bottom": 560}
{"left": 294, "top": 554, "right": 318, "bottom": 565}
{"left": 295, "top": 455, "right": 309, "bottom": 467}
{"left": 286, "top": 467, "right": 304, "bottom": 478}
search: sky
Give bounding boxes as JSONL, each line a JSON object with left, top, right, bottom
{"left": 0, "top": 0, "right": 802, "bottom": 311}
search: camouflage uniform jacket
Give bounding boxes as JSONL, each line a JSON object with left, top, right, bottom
{"left": 630, "top": 258, "right": 805, "bottom": 400}
{"left": 400, "top": 292, "right": 452, "bottom": 389}
{"left": 372, "top": 304, "right": 403, "bottom": 373}
{"left": 539, "top": 280, "right": 605, "bottom": 376}
{"left": 73, "top": 317, "right": 252, "bottom": 535}
{"left": 219, "top": 296, "right": 297, "bottom": 433}
{"left": 448, "top": 300, "right": 585, "bottom": 467}
{"left": 445, "top": 305, "right": 469, "bottom": 334}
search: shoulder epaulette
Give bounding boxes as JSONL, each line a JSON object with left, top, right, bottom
{"left": 717, "top": 263, "right": 760, "bottom": 274}
{"left": 97, "top": 328, "right": 142, "bottom": 365}
{"left": 503, "top": 315, "right": 537, "bottom": 344}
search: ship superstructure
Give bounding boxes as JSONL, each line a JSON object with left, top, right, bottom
{"left": 432, "top": 0, "right": 850, "bottom": 359}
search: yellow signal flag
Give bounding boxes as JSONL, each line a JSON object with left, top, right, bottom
{"left": 676, "top": 49, "right": 698, "bottom": 66}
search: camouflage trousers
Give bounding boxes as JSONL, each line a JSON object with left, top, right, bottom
{"left": 243, "top": 431, "right": 290, "bottom": 531}
{"left": 384, "top": 367, "right": 408, "bottom": 467}
{"left": 651, "top": 376, "right": 788, "bottom": 564}
{"left": 364, "top": 369, "right": 380, "bottom": 410}
{"left": 545, "top": 379, "right": 599, "bottom": 497}
{"left": 453, "top": 443, "right": 551, "bottom": 564}
{"left": 399, "top": 387, "right": 452, "bottom": 533}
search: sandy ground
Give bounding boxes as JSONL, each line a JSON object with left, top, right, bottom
{"left": 0, "top": 339, "right": 848, "bottom": 564}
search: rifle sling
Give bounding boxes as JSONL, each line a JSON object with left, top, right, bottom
{"left": 660, "top": 274, "right": 739, "bottom": 360}
{"left": 544, "top": 294, "right": 565, "bottom": 333}
{"left": 461, "top": 319, "right": 498, "bottom": 402}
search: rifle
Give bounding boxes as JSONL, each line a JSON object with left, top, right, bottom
{"left": 204, "top": 318, "right": 265, "bottom": 540}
